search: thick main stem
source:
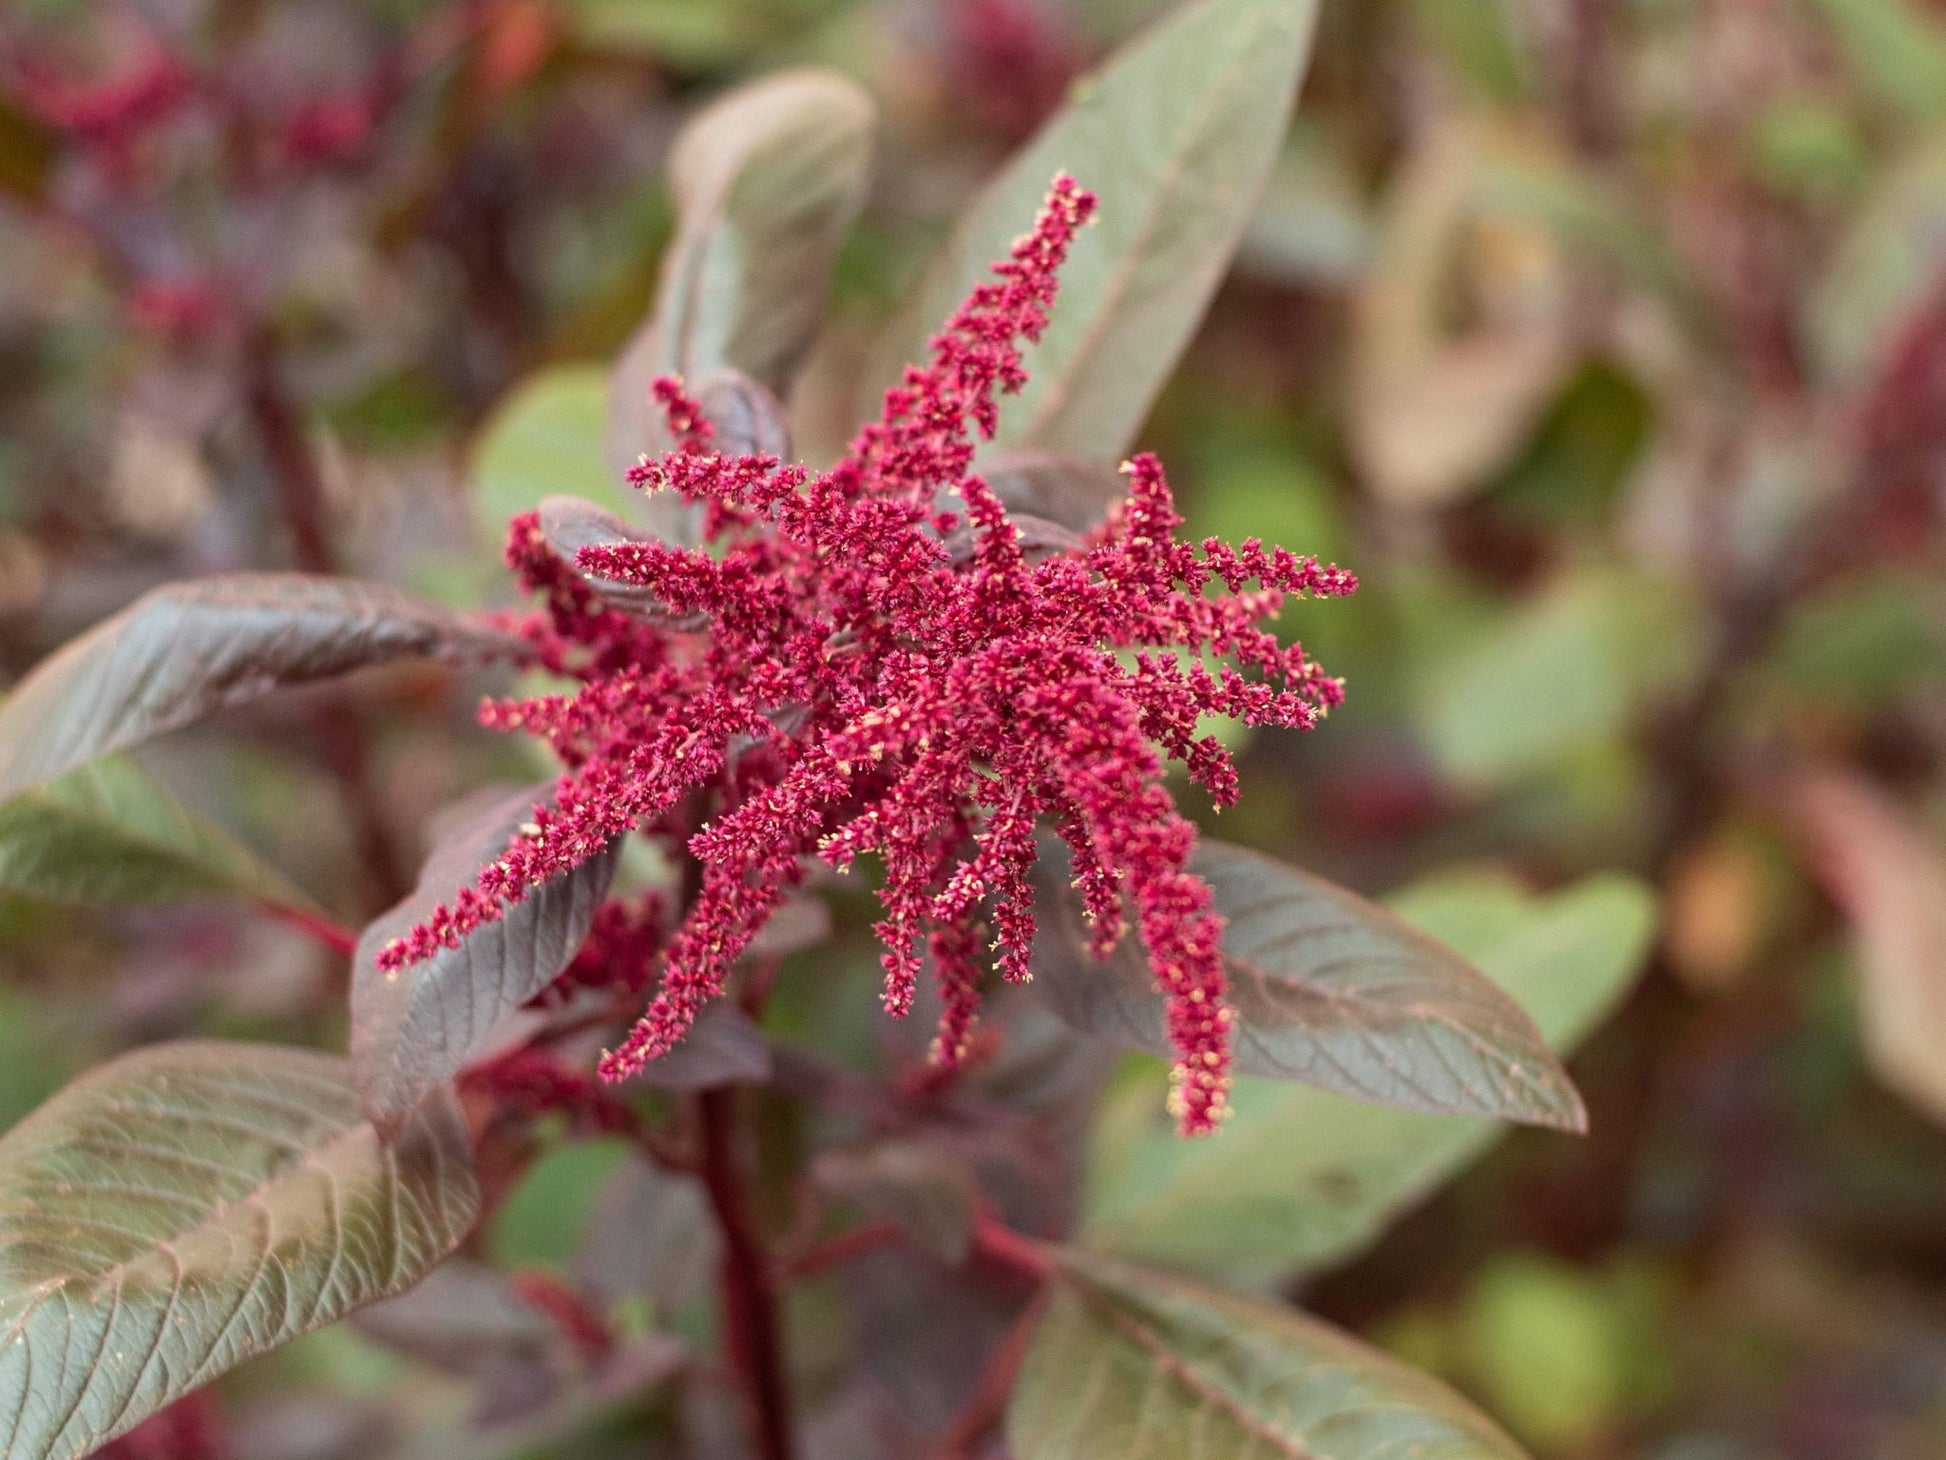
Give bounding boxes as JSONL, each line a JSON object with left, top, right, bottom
{"left": 696, "top": 1086, "right": 796, "bottom": 1460}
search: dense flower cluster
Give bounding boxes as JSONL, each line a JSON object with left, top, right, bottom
{"left": 380, "top": 174, "right": 1354, "bottom": 1134}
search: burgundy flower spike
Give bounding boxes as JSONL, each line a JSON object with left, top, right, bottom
{"left": 380, "top": 175, "right": 1355, "bottom": 1135}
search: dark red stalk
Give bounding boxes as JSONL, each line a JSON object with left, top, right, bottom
{"left": 696, "top": 1086, "right": 796, "bottom": 1460}
{"left": 240, "top": 329, "right": 410, "bottom": 905}
{"left": 777, "top": 1221, "right": 903, "bottom": 1282}
{"left": 969, "top": 1216, "right": 1054, "bottom": 1281}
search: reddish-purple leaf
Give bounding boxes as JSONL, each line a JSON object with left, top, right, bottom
{"left": 0, "top": 574, "right": 522, "bottom": 801}
{"left": 352, "top": 786, "right": 619, "bottom": 1134}
{"left": 1031, "top": 837, "right": 1586, "bottom": 1130}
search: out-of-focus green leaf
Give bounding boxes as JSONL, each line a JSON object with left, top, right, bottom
{"left": 1414, "top": 570, "right": 1699, "bottom": 793}
{"left": 1238, "top": 126, "right": 1373, "bottom": 287}
{"left": 1010, "top": 1248, "right": 1531, "bottom": 1458}
{"left": 1766, "top": 571, "right": 1946, "bottom": 709}
{"left": 607, "top": 69, "right": 874, "bottom": 480}
{"left": 1804, "top": 0, "right": 1946, "bottom": 123}
{"left": 1350, "top": 131, "right": 1573, "bottom": 509}
{"left": 1033, "top": 838, "right": 1585, "bottom": 1129}
{"left": 472, "top": 366, "right": 614, "bottom": 538}
{"left": 1082, "top": 873, "right": 1656, "bottom": 1287}
{"left": 0, "top": 757, "right": 316, "bottom": 913}
{"left": 565, "top": 0, "right": 758, "bottom": 67}
{"left": 1747, "top": 99, "right": 1872, "bottom": 202}
{"left": 1460, "top": 1254, "right": 1630, "bottom": 1452}
{"left": 1808, "top": 136, "right": 1946, "bottom": 384}
{"left": 1351, "top": 126, "right": 1695, "bottom": 509}
{"left": 1407, "top": 0, "right": 1531, "bottom": 104}
{"left": 493, "top": 1137, "right": 633, "bottom": 1272}
{"left": 866, "top": 0, "right": 1322, "bottom": 461}
{"left": 1494, "top": 362, "right": 1654, "bottom": 526}
{"left": 0, "top": 1041, "right": 478, "bottom": 1460}
{"left": 0, "top": 575, "right": 521, "bottom": 802}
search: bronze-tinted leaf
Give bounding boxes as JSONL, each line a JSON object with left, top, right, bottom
{"left": 606, "top": 70, "right": 873, "bottom": 485}
{"left": 620, "top": 1002, "right": 771, "bottom": 1091}
{"left": 352, "top": 786, "right": 620, "bottom": 1134}
{"left": 693, "top": 368, "right": 791, "bottom": 459}
{"left": 812, "top": 1140, "right": 981, "bottom": 1264}
{"left": 1082, "top": 873, "right": 1656, "bottom": 1286}
{"left": 0, "top": 1041, "right": 479, "bottom": 1460}
{"left": 1032, "top": 837, "right": 1584, "bottom": 1130}
{"left": 864, "top": 0, "right": 1321, "bottom": 461}
{"left": 0, "top": 574, "right": 522, "bottom": 801}
{"left": 981, "top": 451, "right": 1130, "bottom": 536}
{"left": 1010, "top": 1249, "right": 1531, "bottom": 1459}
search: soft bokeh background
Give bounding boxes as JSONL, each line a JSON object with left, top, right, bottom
{"left": 3, "top": 1, "right": 1946, "bottom": 1456}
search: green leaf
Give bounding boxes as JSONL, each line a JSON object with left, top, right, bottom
{"left": 1804, "top": 0, "right": 1946, "bottom": 124}
{"left": 352, "top": 787, "right": 620, "bottom": 1134}
{"left": 0, "top": 1040, "right": 478, "bottom": 1460}
{"left": 1082, "top": 874, "right": 1656, "bottom": 1287}
{"left": 0, "top": 575, "right": 521, "bottom": 802}
{"left": 0, "top": 757, "right": 315, "bottom": 912}
{"left": 1807, "top": 136, "right": 1946, "bottom": 386}
{"left": 1033, "top": 838, "right": 1584, "bottom": 1129}
{"left": 606, "top": 69, "right": 874, "bottom": 480}
{"left": 864, "top": 0, "right": 1322, "bottom": 461}
{"left": 1459, "top": 1254, "right": 1630, "bottom": 1452}
{"left": 1414, "top": 570, "right": 1699, "bottom": 793}
{"left": 1010, "top": 1249, "right": 1531, "bottom": 1459}
{"left": 472, "top": 366, "right": 615, "bottom": 535}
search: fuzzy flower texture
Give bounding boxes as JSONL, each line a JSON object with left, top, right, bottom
{"left": 380, "top": 176, "right": 1355, "bottom": 1134}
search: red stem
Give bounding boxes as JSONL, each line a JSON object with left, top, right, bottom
{"left": 778, "top": 1221, "right": 903, "bottom": 1282}
{"left": 970, "top": 1216, "right": 1054, "bottom": 1281}
{"left": 934, "top": 1291, "right": 1047, "bottom": 1459}
{"left": 261, "top": 902, "right": 359, "bottom": 956}
{"left": 696, "top": 1087, "right": 796, "bottom": 1460}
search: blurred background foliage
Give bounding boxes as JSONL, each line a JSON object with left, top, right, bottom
{"left": 2, "top": 0, "right": 1946, "bottom": 1456}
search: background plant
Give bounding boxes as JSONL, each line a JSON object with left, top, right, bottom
{"left": 0, "top": 1, "right": 1942, "bottom": 1458}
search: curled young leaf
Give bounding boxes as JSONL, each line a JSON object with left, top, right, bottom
{"left": 693, "top": 368, "right": 792, "bottom": 459}
{"left": 1033, "top": 837, "right": 1585, "bottom": 1130}
{"left": 0, "top": 574, "right": 523, "bottom": 802}
{"left": 606, "top": 69, "right": 874, "bottom": 483}
{"left": 980, "top": 451, "right": 1131, "bottom": 536}
{"left": 866, "top": 0, "right": 1321, "bottom": 461}
{"left": 352, "top": 786, "right": 620, "bottom": 1134}
{"left": 537, "top": 495, "right": 703, "bottom": 626}
{"left": 1010, "top": 1249, "right": 1532, "bottom": 1459}
{"left": 0, "top": 1041, "right": 479, "bottom": 1460}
